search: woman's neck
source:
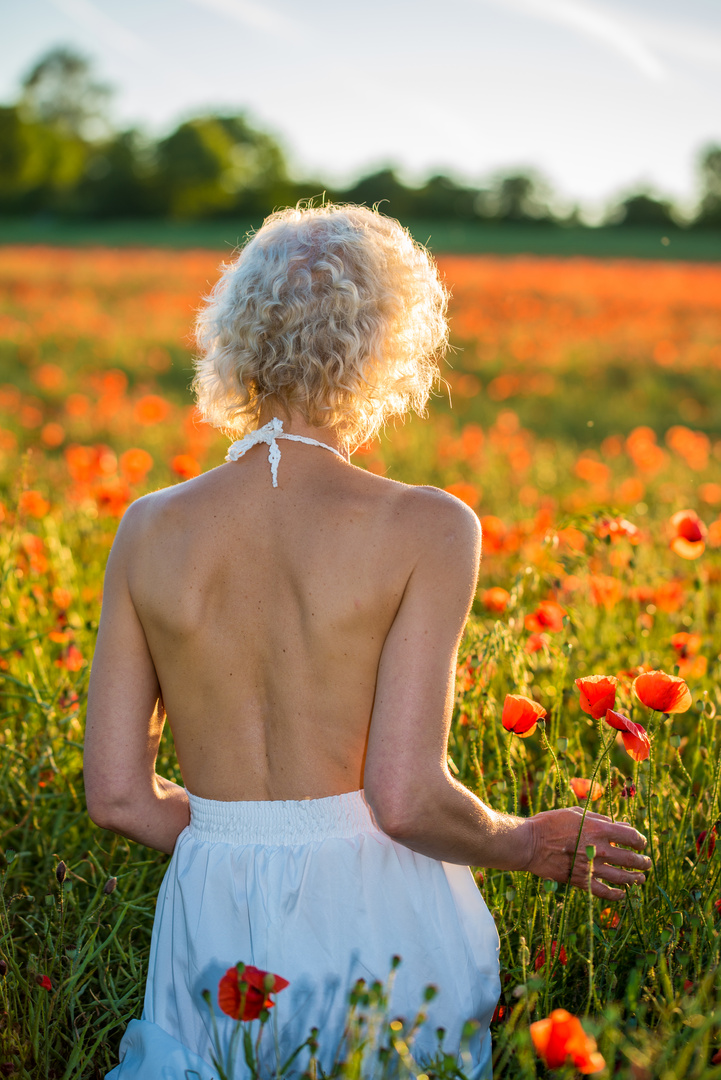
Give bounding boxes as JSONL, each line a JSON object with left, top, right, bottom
{"left": 256, "top": 404, "right": 350, "bottom": 461}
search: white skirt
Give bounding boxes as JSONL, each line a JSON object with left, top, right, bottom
{"left": 107, "top": 790, "right": 500, "bottom": 1079}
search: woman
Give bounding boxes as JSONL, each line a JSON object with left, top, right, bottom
{"left": 84, "top": 205, "right": 650, "bottom": 1079}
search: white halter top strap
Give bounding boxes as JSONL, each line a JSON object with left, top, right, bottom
{"left": 225, "top": 417, "right": 346, "bottom": 488}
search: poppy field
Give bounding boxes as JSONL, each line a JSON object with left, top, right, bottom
{"left": 0, "top": 245, "right": 721, "bottom": 1078}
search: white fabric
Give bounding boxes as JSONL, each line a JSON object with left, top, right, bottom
{"left": 107, "top": 790, "right": 500, "bottom": 1079}
{"left": 226, "top": 417, "right": 346, "bottom": 487}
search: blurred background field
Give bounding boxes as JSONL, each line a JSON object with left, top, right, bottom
{"left": 1, "top": 242, "right": 721, "bottom": 1076}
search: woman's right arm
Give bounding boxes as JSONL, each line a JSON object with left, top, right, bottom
{"left": 363, "top": 489, "right": 650, "bottom": 901}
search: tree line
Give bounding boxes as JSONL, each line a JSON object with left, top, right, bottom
{"left": 1, "top": 47, "right": 720, "bottom": 228}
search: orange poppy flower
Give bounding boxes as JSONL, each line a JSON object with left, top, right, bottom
{"left": 133, "top": 394, "right": 171, "bottom": 426}
{"left": 595, "top": 516, "right": 641, "bottom": 544}
{"left": 502, "top": 694, "right": 546, "bottom": 738}
{"left": 569, "top": 778, "right": 603, "bottom": 801}
{"left": 604, "top": 709, "right": 650, "bottom": 762}
{"left": 670, "top": 632, "right": 701, "bottom": 659}
{"left": 575, "top": 674, "right": 618, "bottom": 719}
{"left": 218, "top": 963, "right": 289, "bottom": 1021}
{"left": 171, "top": 454, "right": 202, "bottom": 479}
{"left": 18, "top": 490, "right": 50, "bottom": 518}
{"left": 524, "top": 600, "right": 566, "bottom": 633}
{"left": 481, "top": 587, "right": 510, "bottom": 613}
{"left": 669, "top": 510, "right": 706, "bottom": 559}
{"left": 55, "top": 644, "right": 85, "bottom": 672}
{"left": 530, "top": 1009, "right": 605, "bottom": 1074}
{"left": 633, "top": 670, "right": 692, "bottom": 714}
{"left": 120, "top": 448, "right": 154, "bottom": 484}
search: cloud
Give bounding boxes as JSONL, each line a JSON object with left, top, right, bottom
{"left": 184, "top": 0, "right": 299, "bottom": 39}
{"left": 46, "top": 0, "right": 155, "bottom": 61}
{"left": 478, "top": 0, "right": 666, "bottom": 80}
{"left": 616, "top": 8, "right": 721, "bottom": 70}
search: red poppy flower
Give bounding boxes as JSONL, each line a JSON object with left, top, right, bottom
{"left": 696, "top": 827, "right": 717, "bottom": 859}
{"left": 534, "top": 941, "right": 568, "bottom": 971}
{"left": 530, "top": 1009, "right": 605, "bottom": 1074}
{"left": 569, "top": 778, "right": 603, "bottom": 802}
{"left": 524, "top": 600, "right": 566, "bottom": 634}
{"left": 600, "top": 907, "right": 620, "bottom": 929}
{"left": 714, "top": 898, "right": 721, "bottom": 915}
{"left": 604, "top": 710, "right": 650, "bottom": 762}
{"left": 218, "top": 964, "right": 289, "bottom": 1021}
{"left": 633, "top": 670, "right": 692, "bottom": 714}
{"left": 36, "top": 975, "right": 52, "bottom": 991}
{"left": 502, "top": 694, "right": 546, "bottom": 738}
{"left": 575, "top": 675, "right": 618, "bottom": 719}
{"left": 669, "top": 510, "right": 707, "bottom": 560}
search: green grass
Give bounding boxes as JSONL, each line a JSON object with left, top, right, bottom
{"left": 0, "top": 216, "right": 719, "bottom": 260}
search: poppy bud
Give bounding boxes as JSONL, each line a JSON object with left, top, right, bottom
{"left": 56, "top": 861, "right": 66, "bottom": 885}
{"left": 103, "top": 877, "right": 117, "bottom": 895}
{"left": 0, "top": 957, "right": 6, "bottom": 977}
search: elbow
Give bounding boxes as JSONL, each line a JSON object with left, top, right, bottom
{"left": 84, "top": 782, "right": 135, "bottom": 833}
{"left": 365, "top": 775, "right": 442, "bottom": 841}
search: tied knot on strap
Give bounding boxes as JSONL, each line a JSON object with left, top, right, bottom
{"left": 226, "top": 417, "right": 284, "bottom": 486}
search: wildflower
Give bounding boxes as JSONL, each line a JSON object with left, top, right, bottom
{"left": 525, "top": 632, "right": 548, "bottom": 654}
{"left": 534, "top": 941, "right": 568, "bottom": 971}
{"left": 669, "top": 509, "right": 706, "bottom": 559}
{"left": 575, "top": 674, "right": 618, "bottom": 719}
{"left": 481, "top": 587, "right": 510, "bottom": 613}
{"left": 502, "top": 695, "right": 546, "bottom": 738}
{"left": 218, "top": 963, "right": 289, "bottom": 1021}
{"left": 55, "top": 645, "right": 85, "bottom": 672}
{"left": 714, "top": 899, "right": 721, "bottom": 916}
{"left": 633, "top": 670, "right": 691, "bottom": 714}
{"left": 595, "top": 516, "right": 641, "bottom": 543}
{"left": 491, "top": 1003, "right": 506, "bottom": 1023}
{"left": 119, "top": 448, "right": 154, "bottom": 484}
{"left": 171, "top": 454, "right": 202, "bottom": 479}
{"left": 524, "top": 600, "right": 566, "bottom": 634}
{"left": 18, "top": 490, "right": 50, "bottom": 518}
{"left": 604, "top": 710, "right": 650, "bottom": 762}
{"left": 36, "top": 974, "right": 52, "bottom": 991}
{"left": 588, "top": 575, "right": 623, "bottom": 610}
{"left": 133, "top": 394, "right": 171, "bottom": 425}
{"left": 530, "top": 1009, "right": 605, "bottom": 1073}
{"left": 51, "top": 587, "right": 73, "bottom": 610}
{"left": 696, "top": 827, "right": 717, "bottom": 859}
{"left": 619, "top": 780, "right": 637, "bottom": 798}
{"left": 0, "top": 958, "right": 6, "bottom": 977}
{"left": 600, "top": 907, "right": 620, "bottom": 929}
{"left": 569, "top": 778, "right": 603, "bottom": 801}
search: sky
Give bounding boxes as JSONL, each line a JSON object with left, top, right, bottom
{"left": 3, "top": 0, "right": 721, "bottom": 215}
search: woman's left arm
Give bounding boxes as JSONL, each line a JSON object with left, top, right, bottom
{"left": 84, "top": 500, "right": 190, "bottom": 854}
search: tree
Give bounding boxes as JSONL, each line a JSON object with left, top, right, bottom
{"left": 606, "top": 191, "right": 675, "bottom": 227}
{"left": 695, "top": 144, "right": 721, "bottom": 227}
{"left": 19, "top": 47, "right": 112, "bottom": 140}
{"left": 154, "top": 114, "right": 289, "bottom": 218}
{"left": 475, "top": 171, "right": 553, "bottom": 223}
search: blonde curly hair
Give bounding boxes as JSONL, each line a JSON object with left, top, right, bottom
{"left": 193, "top": 203, "right": 449, "bottom": 448}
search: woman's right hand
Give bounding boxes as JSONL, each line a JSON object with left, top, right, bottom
{"left": 520, "top": 806, "right": 652, "bottom": 901}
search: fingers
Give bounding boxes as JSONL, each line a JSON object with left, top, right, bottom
{"left": 594, "top": 843, "right": 652, "bottom": 872}
{"left": 589, "top": 878, "right": 625, "bottom": 902}
{"left": 592, "top": 861, "right": 646, "bottom": 887}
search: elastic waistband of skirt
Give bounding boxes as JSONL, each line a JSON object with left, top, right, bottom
{"left": 186, "top": 789, "right": 381, "bottom": 845}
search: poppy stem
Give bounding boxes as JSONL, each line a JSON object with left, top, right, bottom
{"left": 505, "top": 733, "right": 519, "bottom": 817}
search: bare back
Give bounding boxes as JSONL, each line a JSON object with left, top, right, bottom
{"left": 124, "top": 439, "right": 420, "bottom": 801}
